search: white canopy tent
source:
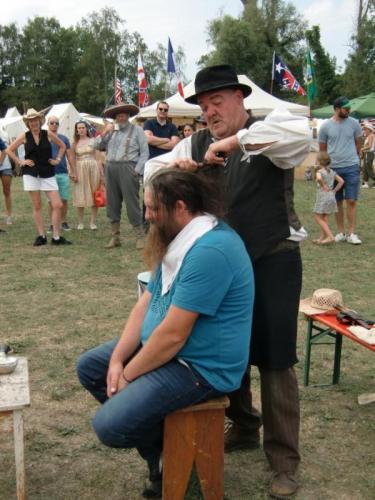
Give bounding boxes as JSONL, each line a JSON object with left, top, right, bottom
{"left": 182, "top": 74, "right": 309, "bottom": 118}
{"left": 134, "top": 93, "right": 201, "bottom": 121}
{"left": 134, "top": 74, "right": 308, "bottom": 120}
{"left": 5, "top": 107, "right": 21, "bottom": 119}
{"left": 44, "top": 103, "right": 81, "bottom": 142}
{"left": 0, "top": 115, "right": 27, "bottom": 142}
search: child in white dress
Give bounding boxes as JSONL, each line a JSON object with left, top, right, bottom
{"left": 313, "top": 152, "right": 344, "bottom": 245}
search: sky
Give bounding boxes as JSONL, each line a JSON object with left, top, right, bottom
{"left": 2, "top": 0, "right": 358, "bottom": 79}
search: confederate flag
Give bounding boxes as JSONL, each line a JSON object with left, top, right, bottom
{"left": 272, "top": 53, "right": 306, "bottom": 96}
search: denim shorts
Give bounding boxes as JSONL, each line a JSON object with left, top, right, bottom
{"left": 55, "top": 173, "right": 70, "bottom": 201}
{"left": 332, "top": 164, "right": 360, "bottom": 201}
{"left": 0, "top": 168, "right": 13, "bottom": 177}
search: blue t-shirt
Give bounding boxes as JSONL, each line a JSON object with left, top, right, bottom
{"left": 318, "top": 117, "right": 362, "bottom": 169}
{"left": 142, "top": 221, "right": 254, "bottom": 393}
{"left": 143, "top": 119, "right": 178, "bottom": 158}
{"left": 51, "top": 134, "right": 70, "bottom": 174}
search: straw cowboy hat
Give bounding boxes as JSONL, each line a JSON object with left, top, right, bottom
{"left": 299, "top": 288, "right": 344, "bottom": 315}
{"left": 185, "top": 64, "right": 252, "bottom": 105}
{"left": 23, "top": 108, "right": 45, "bottom": 125}
{"left": 103, "top": 102, "right": 139, "bottom": 119}
{"left": 362, "top": 121, "right": 374, "bottom": 132}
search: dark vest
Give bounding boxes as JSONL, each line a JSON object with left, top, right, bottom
{"left": 191, "top": 125, "right": 290, "bottom": 262}
{"left": 24, "top": 130, "right": 53, "bottom": 178}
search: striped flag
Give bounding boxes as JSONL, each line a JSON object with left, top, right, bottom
{"left": 115, "top": 77, "right": 122, "bottom": 104}
{"left": 137, "top": 54, "right": 150, "bottom": 107}
{"left": 167, "top": 37, "right": 184, "bottom": 97}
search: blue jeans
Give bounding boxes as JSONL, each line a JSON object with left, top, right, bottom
{"left": 76, "top": 339, "right": 222, "bottom": 463}
{"left": 333, "top": 164, "right": 360, "bottom": 201}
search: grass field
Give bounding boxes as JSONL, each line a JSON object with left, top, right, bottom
{"left": 0, "top": 177, "right": 374, "bottom": 500}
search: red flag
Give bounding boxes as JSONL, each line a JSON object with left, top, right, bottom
{"left": 115, "top": 78, "right": 123, "bottom": 104}
{"left": 137, "top": 54, "right": 150, "bottom": 107}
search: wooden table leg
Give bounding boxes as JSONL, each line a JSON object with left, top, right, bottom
{"left": 304, "top": 318, "right": 313, "bottom": 386}
{"left": 332, "top": 332, "right": 342, "bottom": 385}
{"left": 13, "top": 410, "right": 26, "bottom": 500}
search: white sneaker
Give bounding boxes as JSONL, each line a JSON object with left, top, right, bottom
{"left": 77, "top": 223, "right": 84, "bottom": 230}
{"left": 361, "top": 182, "right": 369, "bottom": 188}
{"left": 90, "top": 223, "right": 97, "bottom": 230}
{"left": 5, "top": 216, "right": 12, "bottom": 225}
{"left": 334, "top": 232, "right": 347, "bottom": 242}
{"left": 346, "top": 233, "right": 362, "bottom": 245}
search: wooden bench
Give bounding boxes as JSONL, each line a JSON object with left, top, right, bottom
{"left": 0, "top": 357, "right": 30, "bottom": 500}
{"left": 303, "top": 313, "right": 375, "bottom": 386}
{"left": 163, "top": 395, "right": 229, "bottom": 500}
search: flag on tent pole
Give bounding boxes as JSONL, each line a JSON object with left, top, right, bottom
{"left": 167, "top": 37, "right": 184, "bottom": 97}
{"left": 272, "top": 53, "right": 306, "bottom": 96}
{"left": 137, "top": 53, "right": 150, "bottom": 107}
{"left": 305, "top": 48, "right": 317, "bottom": 104}
{"left": 115, "top": 77, "right": 123, "bottom": 104}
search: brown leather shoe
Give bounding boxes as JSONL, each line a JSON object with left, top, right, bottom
{"left": 269, "top": 472, "right": 298, "bottom": 499}
{"left": 105, "top": 234, "right": 121, "bottom": 249}
{"left": 224, "top": 423, "right": 260, "bottom": 452}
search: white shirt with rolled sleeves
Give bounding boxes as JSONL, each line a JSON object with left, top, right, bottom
{"left": 144, "top": 108, "right": 312, "bottom": 242}
{"left": 144, "top": 108, "right": 312, "bottom": 181}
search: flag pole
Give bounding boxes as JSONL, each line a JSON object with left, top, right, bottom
{"left": 270, "top": 51, "right": 275, "bottom": 95}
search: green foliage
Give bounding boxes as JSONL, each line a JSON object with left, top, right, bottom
{"left": 306, "top": 26, "right": 340, "bottom": 106}
{"left": 0, "top": 7, "right": 185, "bottom": 114}
{"left": 341, "top": 3, "right": 375, "bottom": 98}
{"left": 201, "top": 0, "right": 307, "bottom": 99}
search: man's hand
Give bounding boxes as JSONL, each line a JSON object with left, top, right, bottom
{"left": 106, "top": 360, "right": 125, "bottom": 398}
{"left": 204, "top": 135, "right": 239, "bottom": 164}
{"left": 103, "top": 122, "right": 115, "bottom": 135}
{"left": 170, "top": 158, "right": 199, "bottom": 171}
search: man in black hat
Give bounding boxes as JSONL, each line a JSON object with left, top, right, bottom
{"left": 144, "top": 64, "right": 310, "bottom": 498}
{"left": 94, "top": 102, "right": 149, "bottom": 249}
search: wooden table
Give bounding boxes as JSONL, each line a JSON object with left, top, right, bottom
{"left": 303, "top": 313, "right": 375, "bottom": 386}
{"left": 0, "top": 357, "right": 30, "bottom": 500}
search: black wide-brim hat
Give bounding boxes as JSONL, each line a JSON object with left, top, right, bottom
{"left": 103, "top": 102, "right": 139, "bottom": 119}
{"left": 185, "top": 64, "right": 252, "bottom": 104}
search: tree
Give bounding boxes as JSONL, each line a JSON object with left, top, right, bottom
{"left": 200, "top": 0, "right": 307, "bottom": 100}
{"left": 305, "top": 26, "right": 340, "bottom": 106}
{"left": 0, "top": 23, "right": 22, "bottom": 112}
{"left": 342, "top": 0, "right": 375, "bottom": 97}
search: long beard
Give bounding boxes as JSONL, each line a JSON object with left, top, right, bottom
{"left": 143, "top": 221, "right": 178, "bottom": 271}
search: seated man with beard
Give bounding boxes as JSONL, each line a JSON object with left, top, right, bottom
{"left": 77, "top": 168, "right": 254, "bottom": 498}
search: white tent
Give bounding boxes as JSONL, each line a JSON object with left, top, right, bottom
{"left": 135, "top": 75, "right": 308, "bottom": 120}
{"left": 182, "top": 74, "right": 309, "bottom": 118}
{"left": 5, "top": 107, "right": 21, "bottom": 118}
{"left": 44, "top": 103, "right": 81, "bottom": 141}
{"left": 134, "top": 93, "right": 201, "bottom": 121}
{"left": 0, "top": 115, "right": 27, "bottom": 142}
{"left": 240, "top": 76, "right": 308, "bottom": 117}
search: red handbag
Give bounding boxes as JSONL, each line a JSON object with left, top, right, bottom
{"left": 94, "top": 186, "right": 107, "bottom": 208}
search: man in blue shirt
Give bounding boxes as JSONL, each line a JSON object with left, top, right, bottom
{"left": 47, "top": 116, "right": 76, "bottom": 231}
{"left": 143, "top": 102, "right": 180, "bottom": 158}
{"left": 77, "top": 168, "right": 254, "bottom": 498}
{"left": 319, "top": 96, "right": 363, "bottom": 244}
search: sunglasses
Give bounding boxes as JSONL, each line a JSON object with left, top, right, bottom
{"left": 158, "top": 108, "right": 168, "bottom": 112}
{"left": 49, "top": 121, "right": 59, "bottom": 125}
